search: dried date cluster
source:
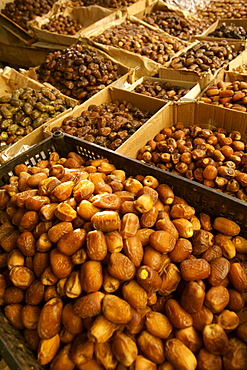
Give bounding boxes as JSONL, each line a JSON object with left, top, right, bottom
{"left": 41, "top": 15, "right": 83, "bottom": 35}
{"left": 196, "top": 0, "right": 247, "bottom": 23}
{"left": 0, "top": 150, "right": 247, "bottom": 369}
{"left": 68, "top": 0, "right": 139, "bottom": 7}
{"left": 0, "top": 87, "right": 75, "bottom": 150}
{"left": 143, "top": 10, "right": 210, "bottom": 41}
{"left": 208, "top": 22, "right": 247, "bottom": 39}
{"left": 51, "top": 100, "right": 152, "bottom": 150}
{"left": 199, "top": 80, "right": 247, "bottom": 112}
{"left": 170, "top": 40, "right": 240, "bottom": 74}
{"left": 37, "top": 45, "right": 121, "bottom": 103}
{"left": 91, "top": 21, "right": 185, "bottom": 65}
{"left": 1, "top": 0, "right": 56, "bottom": 30}
{"left": 133, "top": 80, "right": 190, "bottom": 101}
{"left": 137, "top": 123, "right": 247, "bottom": 202}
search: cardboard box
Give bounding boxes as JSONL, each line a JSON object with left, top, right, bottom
{"left": 198, "top": 70, "right": 247, "bottom": 100}
{"left": 133, "top": 0, "right": 210, "bottom": 39}
{"left": 159, "top": 40, "right": 246, "bottom": 90}
{"left": 0, "top": 67, "right": 78, "bottom": 163}
{"left": 82, "top": 14, "right": 188, "bottom": 78}
{"left": 115, "top": 75, "right": 201, "bottom": 102}
{"left": 117, "top": 100, "right": 247, "bottom": 158}
{"left": 28, "top": 6, "right": 120, "bottom": 46}
{"left": 194, "top": 18, "right": 247, "bottom": 43}
{"left": 43, "top": 86, "right": 168, "bottom": 149}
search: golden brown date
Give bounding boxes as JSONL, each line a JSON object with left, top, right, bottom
{"left": 50, "top": 344, "right": 75, "bottom": 370}
{"left": 102, "top": 294, "right": 132, "bottom": 324}
{"left": 37, "top": 298, "right": 63, "bottom": 339}
{"left": 145, "top": 311, "right": 172, "bottom": 339}
{"left": 37, "top": 334, "right": 60, "bottom": 365}
{"left": 165, "top": 298, "right": 193, "bottom": 329}
{"left": 50, "top": 248, "right": 73, "bottom": 279}
{"left": 165, "top": 338, "right": 197, "bottom": 370}
{"left": 108, "top": 252, "right": 135, "bottom": 281}
{"left": 180, "top": 281, "right": 205, "bottom": 314}
{"left": 122, "top": 280, "right": 147, "bottom": 310}
{"left": 180, "top": 258, "right": 211, "bottom": 281}
{"left": 73, "top": 291, "right": 105, "bottom": 319}
{"left": 86, "top": 230, "right": 107, "bottom": 261}
{"left": 203, "top": 324, "right": 229, "bottom": 355}
{"left": 112, "top": 331, "right": 138, "bottom": 367}
{"left": 80, "top": 260, "right": 103, "bottom": 293}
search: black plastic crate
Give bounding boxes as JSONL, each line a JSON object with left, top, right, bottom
{"left": 0, "top": 130, "right": 247, "bottom": 369}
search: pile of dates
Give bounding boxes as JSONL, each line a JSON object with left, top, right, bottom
{"left": 0, "top": 150, "right": 247, "bottom": 369}
{"left": 137, "top": 122, "right": 247, "bottom": 202}
{"left": 0, "top": 87, "right": 75, "bottom": 149}
{"left": 196, "top": 0, "right": 247, "bottom": 23}
{"left": 41, "top": 15, "right": 83, "bottom": 35}
{"left": 199, "top": 79, "right": 247, "bottom": 112}
{"left": 91, "top": 21, "right": 186, "bottom": 65}
{"left": 143, "top": 10, "right": 210, "bottom": 41}
{"left": 51, "top": 100, "right": 152, "bottom": 150}
{"left": 133, "top": 80, "right": 190, "bottom": 101}
{"left": 68, "top": 0, "right": 139, "bottom": 7}
{"left": 170, "top": 40, "right": 240, "bottom": 74}
{"left": 1, "top": 0, "right": 56, "bottom": 31}
{"left": 208, "top": 22, "right": 247, "bottom": 40}
{"left": 37, "top": 45, "right": 121, "bottom": 103}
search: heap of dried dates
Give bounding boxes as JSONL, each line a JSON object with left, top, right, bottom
{"left": 41, "top": 15, "right": 83, "bottom": 35}
{"left": 133, "top": 80, "right": 190, "bottom": 101}
{"left": 51, "top": 100, "right": 153, "bottom": 150}
{"left": 137, "top": 122, "right": 247, "bottom": 202}
{"left": 0, "top": 150, "right": 246, "bottom": 369}
{"left": 0, "top": 87, "right": 75, "bottom": 150}
{"left": 36, "top": 45, "right": 121, "bottom": 103}
{"left": 91, "top": 21, "right": 185, "bottom": 65}
{"left": 1, "top": 0, "right": 56, "bottom": 30}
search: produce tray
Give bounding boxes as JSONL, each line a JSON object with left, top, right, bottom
{"left": 0, "top": 131, "right": 247, "bottom": 369}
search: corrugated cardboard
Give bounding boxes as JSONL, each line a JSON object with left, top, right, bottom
{"left": 0, "top": 67, "right": 78, "bottom": 163}
{"left": 28, "top": 6, "right": 120, "bottom": 46}
{"left": 81, "top": 14, "right": 188, "bottom": 78}
{"left": 43, "top": 86, "right": 169, "bottom": 150}
{"left": 159, "top": 40, "right": 246, "bottom": 90}
{"left": 117, "top": 100, "right": 247, "bottom": 158}
{"left": 116, "top": 75, "right": 201, "bottom": 102}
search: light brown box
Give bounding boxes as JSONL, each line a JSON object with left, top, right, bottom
{"left": 82, "top": 14, "right": 188, "bottom": 78}
{"left": 116, "top": 75, "right": 201, "bottom": 102}
{"left": 159, "top": 40, "right": 246, "bottom": 90}
{"left": 0, "top": 67, "right": 77, "bottom": 163}
{"left": 28, "top": 6, "right": 121, "bottom": 46}
{"left": 194, "top": 18, "right": 247, "bottom": 43}
{"left": 197, "top": 70, "right": 247, "bottom": 102}
{"left": 117, "top": 100, "right": 247, "bottom": 159}
{"left": 43, "top": 86, "right": 168, "bottom": 149}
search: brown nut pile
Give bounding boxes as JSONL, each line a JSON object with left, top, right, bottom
{"left": 1, "top": 0, "right": 56, "bottom": 31}
{"left": 37, "top": 44, "right": 121, "bottom": 103}
{"left": 51, "top": 100, "right": 153, "bottom": 150}
{"left": 91, "top": 21, "right": 186, "bottom": 65}
{"left": 143, "top": 10, "right": 210, "bottom": 41}
{"left": 170, "top": 40, "right": 240, "bottom": 74}
{"left": 199, "top": 80, "right": 247, "bottom": 112}
{"left": 208, "top": 22, "right": 247, "bottom": 40}
{"left": 41, "top": 15, "right": 83, "bottom": 35}
{"left": 68, "top": 0, "right": 139, "bottom": 7}
{"left": 0, "top": 87, "right": 75, "bottom": 150}
{"left": 133, "top": 80, "right": 190, "bottom": 102}
{"left": 196, "top": 0, "right": 247, "bottom": 23}
{"left": 0, "top": 150, "right": 247, "bottom": 369}
{"left": 137, "top": 122, "right": 247, "bottom": 202}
